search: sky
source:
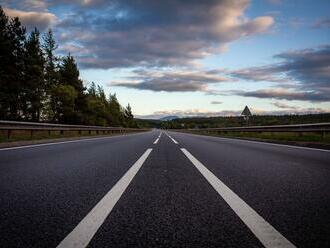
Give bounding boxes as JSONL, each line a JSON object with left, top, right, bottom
{"left": 2, "top": 0, "right": 330, "bottom": 119}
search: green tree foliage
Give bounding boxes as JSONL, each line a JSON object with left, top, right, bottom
{"left": 159, "top": 114, "right": 330, "bottom": 129}
{"left": 0, "top": 8, "right": 26, "bottom": 120}
{"left": 58, "top": 55, "right": 86, "bottom": 123}
{"left": 0, "top": 6, "right": 136, "bottom": 127}
{"left": 108, "top": 93, "right": 124, "bottom": 126}
{"left": 51, "top": 84, "right": 77, "bottom": 123}
{"left": 23, "top": 28, "right": 45, "bottom": 121}
{"left": 42, "top": 29, "right": 59, "bottom": 120}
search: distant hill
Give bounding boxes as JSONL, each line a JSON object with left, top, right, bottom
{"left": 160, "top": 116, "right": 179, "bottom": 121}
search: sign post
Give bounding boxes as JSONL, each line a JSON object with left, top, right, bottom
{"left": 241, "top": 106, "right": 252, "bottom": 125}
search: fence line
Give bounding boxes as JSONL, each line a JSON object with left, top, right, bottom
{"left": 175, "top": 122, "right": 330, "bottom": 138}
{"left": 0, "top": 120, "right": 148, "bottom": 140}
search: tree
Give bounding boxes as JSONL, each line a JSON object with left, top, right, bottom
{"left": 0, "top": 7, "right": 26, "bottom": 120}
{"left": 42, "top": 29, "right": 59, "bottom": 120}
{"left": 51, "top": 84, "right": 77, "bottom": 123}
{"left": 124, "top": 103, "right": 135, "bottom": 127}
{"left": 108, "top": 93, "right": 123, "bottom": 126}
{"left": 23, "top": 28, "right": 45, "bottom": 121}
{"left": 58, "top": 54, "right": 86, "bottom": 123}
{"left": 0, "top": 7, "right": 136, "bottom": 126}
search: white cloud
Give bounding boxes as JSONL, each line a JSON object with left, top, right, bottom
{"left": 4, "top": 7, "right": 57, "bottom": 30}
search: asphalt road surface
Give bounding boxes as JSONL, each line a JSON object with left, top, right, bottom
{"left": 1, "top": 130, "right": 329, "bottom": 247}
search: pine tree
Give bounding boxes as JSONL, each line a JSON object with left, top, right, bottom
{"left": 23, "top": 28, "right": 45, "bottom": 121}
{"left": 42, "top": 29, "right": 58, "bottom": 121}
{"left": 108, "top": 93, "right": 122, "bottom": 126}
{"left": 0, "top": 7, "right": 26, "bottom": 120}
{"left": 124, "top": 103, "right": 134, "bottom": 127}
{"left": 58, "top": 54, "right": 86, "bottom": 123}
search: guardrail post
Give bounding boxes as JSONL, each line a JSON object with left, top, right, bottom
{"left": 30, "top": 129, "right": 34, "bottom": 138}
{"left": 48, "top": 130, "right": 51, "bottom": 136}
{"left": 7, "top": 129, "right": 11, "bottom": 140}
{"left": 60, "top": 130, "right": 64, "bottom": 135}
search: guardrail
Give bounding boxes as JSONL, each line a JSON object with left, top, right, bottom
{"left": 176, "top": 122, "right": 330, "bottom": 139}
{"left": 0, "top": 120, "right": 149, "bottom": 140}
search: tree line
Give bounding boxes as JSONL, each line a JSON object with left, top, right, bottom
{"left": 0, "top": 6, "right": 136, "bottom": 127}
{"left": 159, "top": 113, "right": 330, "bottom": 129}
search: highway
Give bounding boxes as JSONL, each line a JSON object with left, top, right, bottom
{"left": 0, "top": 130, "right": 329, "bottom": 247}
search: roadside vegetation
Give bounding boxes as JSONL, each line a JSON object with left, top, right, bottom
{"left": 0, "top": 6, "right": 136, "bottom": 128}
{"left": 183, "top": 130, "right": 330, "bottom": 145}
{"left": 160, "top": 113, "right": 330, "bottom": 129}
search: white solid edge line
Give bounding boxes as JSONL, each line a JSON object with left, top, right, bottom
{"left": 153, "top": 138, "right": 159, "bottom": 144}
{"left": 0, "top": 132, "right": 145, "bottom": 151}
{"left": 57, "top": 148, "right": 153, "bottom": 248}
{"left": 181, "top": 148, "right": 296, "bottom": 248}
{"left": 181, "top": 132, "right": 330, "bottom": 153}
{"left": 218, "top": 136, "right": 330, "bottom": 153}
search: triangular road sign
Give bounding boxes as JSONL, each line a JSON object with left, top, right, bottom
{"left": 241, "top": 106, "right": 252, "bottom": 116}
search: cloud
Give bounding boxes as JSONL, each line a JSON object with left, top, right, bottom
{"left": 274, "top": 45, "right": 330, "bottom": 89}
{"left": 55, "top": 0, "right": 274, "bottom": 69}
{"left": 136, "top": 109, "right": 242, "bottom": 119}
{"left": 111, "top": 69, "right": 231, "bottom": 92}
{"left": 227, "top": 45, "right": 330, "bottom": 102}
{"left": 272, "top": 102, "right": 297, "bottom": 109}
{"left": 211, "top": 101, "right": 223, "bottom": 105}
{"left": 3, "top": 7, "right": 56, "bottom": 31}
{"left": 229, "top": 45, "right": 330, "bottom": 87}
{"left": 312, "top": 18, "right": 330, "bottom": 29}
{"left": 237, "top": 89, "right": 330, "bottom": 102}
{"left": 229, "top": 66, "right": 288, "bottom": 83}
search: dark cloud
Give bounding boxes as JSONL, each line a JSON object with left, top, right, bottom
{"left": 228, "top": 45, "right": 330, "bottom": 102}
{"left": 229, "top": 66, "right": 288, "bottom": 83}
{"left": 55, "top": 0, "right": 274, "bottom": 69}
{"left": 237, "top": 89, "right": 330, "bottom": 102}
{"left": 274, "top": 46, "right": 330, "bottom": 89}
{"left": 230, "top": 45, "right": 330, "bottom": 87}
{"left": 312, "top": 18, "right": 330, "bottom": 29}
{"left": 272, "top": 102, "right": 296, "bottom": 109}
{"left": 111, "top": 69, "right": 231, "bottom": 92}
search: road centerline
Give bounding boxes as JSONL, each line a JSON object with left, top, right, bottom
{"left": 165, "top": 132, "right": 179, "bottom": 144}
{"left": 56, "top": 148, "right": 153, "bottom": 248}
{"left": 181, "top": 148, "right": 296, "bottom": 248}
{"left": 153, "top": 138, "right": 160, "bottom": 144}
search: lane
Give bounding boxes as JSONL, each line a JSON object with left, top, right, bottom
{"left": 57, "top": 149, "right": 152, "bottom": 248}
{"left": 182, "top": 148, "right": 295, "bottom": 248}
{"left": 170, "top": 131, "right": 330, "bottom": 248}
{"left": 0, "top": 131, "right": 157, "bottom": 247}
{"left": 88, "top": 132, "right": 263, "bottom": 247}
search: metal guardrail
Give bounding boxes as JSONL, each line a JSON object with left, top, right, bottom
{"left": 178, "top": 122, "right": 330, "bottom": 138}
{"left": 0, "top": 120, "right": 149, "bottom": 139}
